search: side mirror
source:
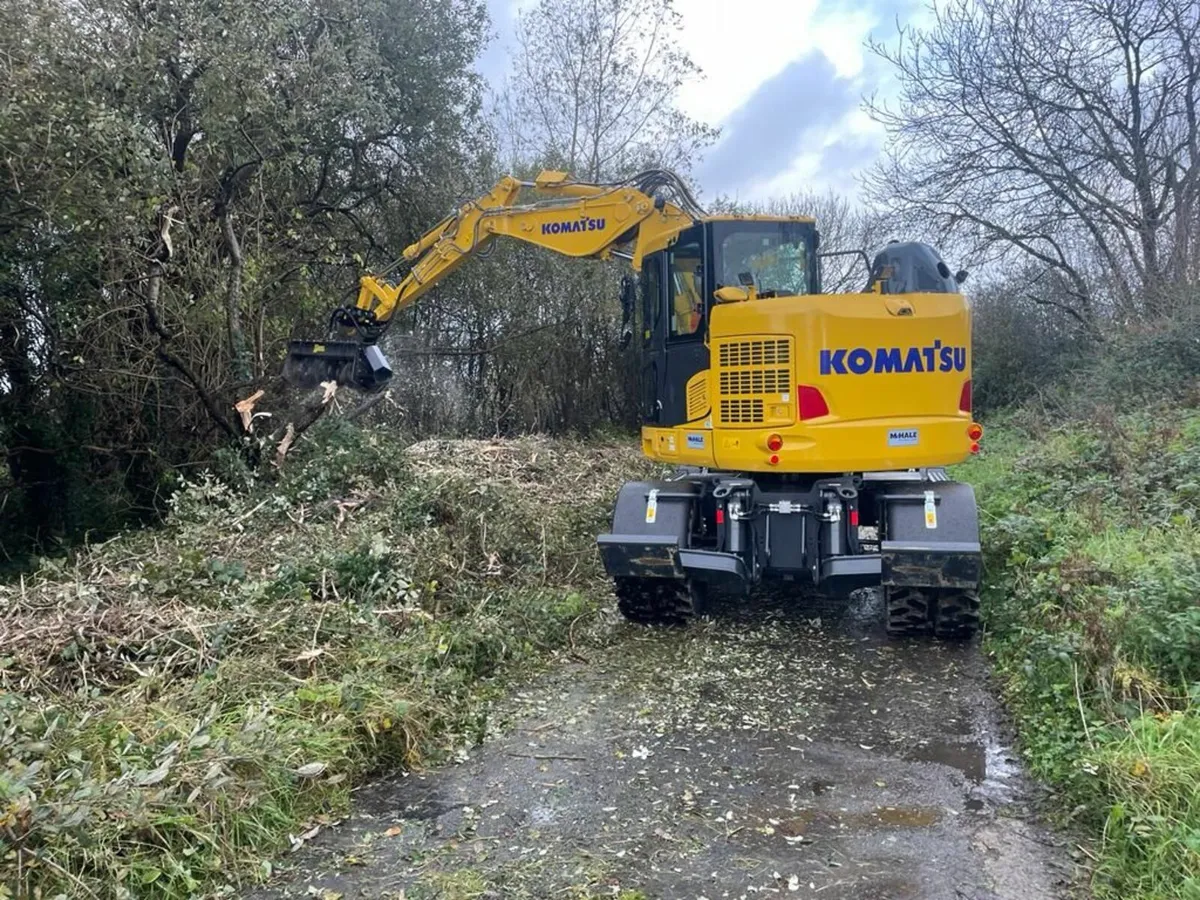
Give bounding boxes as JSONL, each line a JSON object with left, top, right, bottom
{"left": 955, "top": 269, "right": 969, "bottom": 285}
{"left": 714, "top": 285, "right": 750, "bottom": 303}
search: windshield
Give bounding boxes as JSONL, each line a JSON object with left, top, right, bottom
{"left": 715, "top": 223, "right": 815, "bottom": 296}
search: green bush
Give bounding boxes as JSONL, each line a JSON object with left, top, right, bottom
{"left": 967, "top": 406, "right": 1200, "bottom": 897}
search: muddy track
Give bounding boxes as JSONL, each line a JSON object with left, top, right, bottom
{"left": 249, "top": 591, "right": 1079, "bottom": 899}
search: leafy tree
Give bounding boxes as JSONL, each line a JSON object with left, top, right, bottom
{"left": 0, "top": 0, "right": 488, "bottom": 556}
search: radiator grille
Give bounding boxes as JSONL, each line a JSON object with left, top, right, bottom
{"left": 718, "top": 339, "right": 791, "bottom": 367}
{"left": 719, "top": 399, "right": 765, "bottom": 424}
{"left": 686, "top": 373, "right": 709, "bottom": 421}
{"left": 719, "top": 368, "right": 790, "bottom": 396}
{"left": 714, "top": 337, "right": 795, "bottom": 427}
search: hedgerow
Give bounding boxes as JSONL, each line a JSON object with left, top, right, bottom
{"left": 968, "top": 408, "right": 1200, "bottom": 898}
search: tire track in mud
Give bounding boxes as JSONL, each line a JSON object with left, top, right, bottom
{"left": 249, "top": 591, "right": 1079, "bottom": 899}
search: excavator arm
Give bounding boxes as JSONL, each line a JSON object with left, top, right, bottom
{"left": 284, "top": 169, "right": 701, "bottom": 391}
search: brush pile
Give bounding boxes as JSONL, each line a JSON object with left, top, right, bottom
{"left": 0, "top": 423, "right": 649, "bottom": 898}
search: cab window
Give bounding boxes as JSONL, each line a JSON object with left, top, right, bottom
{"left": 713, "top": 221, "right": 816, "bottom": 297}
{"left": 641, "top": 254, "right": 662, "bottom": 345}
{"left": 669, "top": 239, "right": 704, "bottom": 338}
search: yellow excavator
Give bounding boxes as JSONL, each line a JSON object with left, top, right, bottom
{"left": 285, "top": 168, "right": 984, "bottom": 637}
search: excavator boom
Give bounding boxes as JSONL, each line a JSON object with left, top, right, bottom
{"left": 283, "top": 169, "right": 702, "bottom": 390}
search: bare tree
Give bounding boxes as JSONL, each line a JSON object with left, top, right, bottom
{"left": 866, "top": 0, "right": 1200, "bottom": 325}
{"left": 496, "top": 0, "right": 717, "bottom": 180}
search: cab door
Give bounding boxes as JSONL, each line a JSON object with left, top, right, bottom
{"left": 640, "top": 252, "right": 666, "bottom": 425}
{"left": 640, "top": 227, "right": 710, "bottom": 427}
{"left": 659, "top": 227, "right": 709, "bottom": 426}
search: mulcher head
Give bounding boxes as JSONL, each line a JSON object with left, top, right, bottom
{"left": 283, "top": 305, "right": 393, "bottom": 392}
{"left": 283, "top": 339, "right": 393, "bottom": 392}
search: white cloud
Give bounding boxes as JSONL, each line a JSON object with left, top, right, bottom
{"left": 673, "top": 0, "right": 823, "bottom": 124}
{"left": 480, "top": 0, "right": 916, "bottom": 199}
{"left": 674, "top": 0, "right": 904, "bottom": 199}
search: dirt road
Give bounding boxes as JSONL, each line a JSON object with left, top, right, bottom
{"left": 250, "top": 591, "right": 1078, "bottom": 899}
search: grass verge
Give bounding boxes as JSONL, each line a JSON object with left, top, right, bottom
{"left": 0, "top": 423, "right": 649, "bottom": 898}
{"left": 964, "top": 408, "right": 1200, "bottom": 898}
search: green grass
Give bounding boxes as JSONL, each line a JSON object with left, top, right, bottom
{"left": 963, "top": 407, "right": 1200, "bottom": 897}
{"left": 0, "top": 424, "right": 650, "bottom": 898}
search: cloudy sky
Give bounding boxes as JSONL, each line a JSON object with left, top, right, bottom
{"left": 477, "top": 0, "right": 924, "bottom": 201}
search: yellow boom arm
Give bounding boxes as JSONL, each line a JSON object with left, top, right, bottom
{"left": 353, "top": 170, "right": 695, "bottom": 324}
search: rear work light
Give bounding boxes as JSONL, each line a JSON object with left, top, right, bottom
{"left": 959, "top": 379, "right": 972, "bottom": 413}
{"left": 798, "top": 385, "right": 829, "bottom": 420}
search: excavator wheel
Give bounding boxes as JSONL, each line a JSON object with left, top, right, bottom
{"left": 885, "top": 586, "right": 931, "bottom": 637}
{"left": 614, "top": 577, "right": 701, "bottom": 626}
{"left": 932, "top": 591, "right": 981, "bottom": 639}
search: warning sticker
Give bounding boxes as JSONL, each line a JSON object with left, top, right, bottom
{"left": 645, "top": 489, "right": 659, "bottom": 524}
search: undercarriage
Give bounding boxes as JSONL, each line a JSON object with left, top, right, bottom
{"left": 597, "top": 468, "right": 982, "bottom": 638}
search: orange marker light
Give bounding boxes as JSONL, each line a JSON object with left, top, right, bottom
{"left": 967, "top": 422, "right": 984, "bottom": 441}
{"left": 766, "top": 433, "right": 783, "bottom": 452}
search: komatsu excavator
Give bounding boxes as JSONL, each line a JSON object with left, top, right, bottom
{"left": 285, "top": 169, "right": 984, "bottom": 637}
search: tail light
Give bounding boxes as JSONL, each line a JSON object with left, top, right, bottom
{"left": 959, "top": 379, "right": 972, "bottom": 413}
{"left": 967, "top": 422, "right": 984, "bottom": 441}
{"left": 766, "top": 433, "right": 783, "bottom": 451}
{"left": 798, "top": 385, "right": 829, "bottom": 420}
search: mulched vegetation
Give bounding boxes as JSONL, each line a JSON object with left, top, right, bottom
{"left": 0, "top": 423, "right": 651, "bottom": 898}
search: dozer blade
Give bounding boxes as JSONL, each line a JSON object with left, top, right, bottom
{"left": 284, "top": 339, "right": 393, "bottom": 392}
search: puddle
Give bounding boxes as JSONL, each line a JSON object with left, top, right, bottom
{"left": 779, "top": 805, "right": 942, "bottom": 834}
{"left": 905, "top": 739, "right": 986, "bottom": 782}
{"left": 905, "top": 736, "right": 1021, "bottom": 807}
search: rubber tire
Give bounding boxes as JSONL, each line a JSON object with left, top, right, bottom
{"left": 885, "top": 586, "right": 931, "bottom": 637}
{"left": 933, "top": 591, "right": 981, "bottom": 639}
{"left": 614, "top": 577, "right": 700, "bottom": 626}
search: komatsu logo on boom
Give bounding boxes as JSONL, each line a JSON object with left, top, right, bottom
{"left": 819, "top": 341, "right": 967, "bottom": 375}
{"left": 541, "top": 217, "right": 606, "bottom": 235}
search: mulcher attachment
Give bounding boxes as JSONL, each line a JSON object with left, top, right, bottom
{"left": 283, "top": 306, "right": 393, "bottom": 392}
{"left": 283, "top": 340, "right": 392, "bottom": 392}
